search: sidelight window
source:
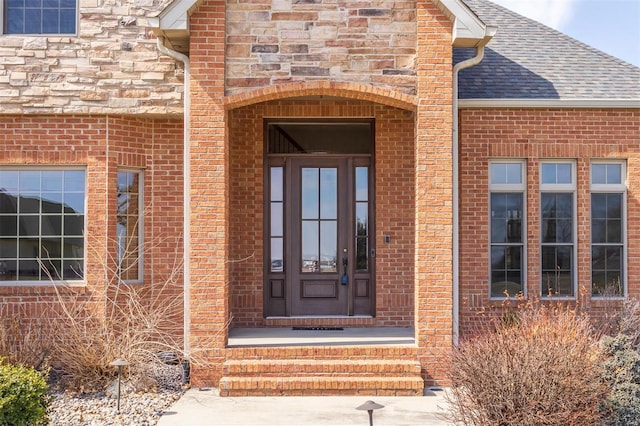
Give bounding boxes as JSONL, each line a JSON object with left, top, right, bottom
{"left": 489, "top": 161, "right": 525, "bottom": 297}
{"left": 540, "top": 161, "right": 576, "bottom": 297}
{"left": 591, "top": 162, "right": 625, "bottom": 297}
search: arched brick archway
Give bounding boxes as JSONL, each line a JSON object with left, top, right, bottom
{"left": 224, "top": 81, "right": 418, "bottom": 111}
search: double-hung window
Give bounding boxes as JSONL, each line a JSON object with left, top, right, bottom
{"left": 540, "top": 161, "right": 575, "bottom": 297}
{"left": 0, "top": 168, "right": 85, "bottom": 283}
{"left": 2, "top": 0, "right": 77, "bottom": 35}
{"left": 591, "top": 162, "right": 626, "bottom": 297}
{"left": 489, "top": 161, "right": 525, "bottom": 298}
{"left": 117, "top": 170, "right": 143, "bottom": 283}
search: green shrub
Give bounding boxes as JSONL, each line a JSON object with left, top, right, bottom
{"left": 447, "top": 303, "right": 607, "bottom": 426}
{"left": 600, "top": 330, "right": 640, "bottom": 425}
{"left": 0, "top": 360, "right": 49, "bottom": 426}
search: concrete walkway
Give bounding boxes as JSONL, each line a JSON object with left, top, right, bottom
{"left": 157, "top": 388, "right": 453, "bottom": 426}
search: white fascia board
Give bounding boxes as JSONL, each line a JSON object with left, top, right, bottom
{"left": 432, "top": 0, "right": 489, "bottom": 45}
{"left": 459, "top": 98, "right": 640, "bottom": 108}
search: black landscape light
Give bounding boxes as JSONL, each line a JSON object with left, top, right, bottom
{"left": 109, "top": 358, "right": 129, "bottom": 413}
{"left": 356, "top": 400, "right": 384, "bottom": 426}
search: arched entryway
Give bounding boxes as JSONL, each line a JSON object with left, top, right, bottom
{"left": 224, "top": 83, "right": 417, "bottom": 327}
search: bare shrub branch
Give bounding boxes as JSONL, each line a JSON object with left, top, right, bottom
{"left": 447, "top": 301, "right": 607, "bottom": 426}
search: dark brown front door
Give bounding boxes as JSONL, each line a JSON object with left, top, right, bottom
{"left": 264, "top": 121, "right": 375, "bottom": 317}
{"left": 290, "top": 158, "right": 348, "bottom": 315}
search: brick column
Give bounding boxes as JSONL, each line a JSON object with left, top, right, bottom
{"left": 414, "top": 1, "right": 454, "bottom": 385}
{"left": 188, "top": 0, "right": 229, "bottom": 386}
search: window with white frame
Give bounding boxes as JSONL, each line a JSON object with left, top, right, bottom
{"left": 591, "top": 162, "right": 626, "bottom": 297}
{"left": 0, "top": 168, "right": 85, "bottom": 282}
{"left": 540, "top": 161, "right": 575, "bottom": 297}
{"left": 2, "top": 0, "right": 77, "bottom": 35}
{"left": 489, "top": 161, "right": 525, "bottom": 297}
{"left": 117, "top": 170, "right": 142, "bottom": 282}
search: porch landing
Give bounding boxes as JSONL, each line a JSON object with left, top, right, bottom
{"left": 221, "top": 327, "right": 423, "bottom": 396}
{"left": 227, "top": 326, "right": 415, "bottom": 347}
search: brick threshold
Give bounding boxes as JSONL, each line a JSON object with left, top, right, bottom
{"left": 264, "top": 315, "right": 377, "bottom": 328}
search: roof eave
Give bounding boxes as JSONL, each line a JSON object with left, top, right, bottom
{"left": 147, "top": 0, "right": 201, "bottom": 54}
{"left": 459, "top": 98, "right": 640, "bottom": 108}
{"left": 433, "top": 0, "right": 496, "bottom": 47}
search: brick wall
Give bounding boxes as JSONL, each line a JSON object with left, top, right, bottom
{"left": 458, "top": 108, "right": 640, "bottom": 336}
{"left": 0, "top": 115, "right": 184, "bottom": 341}
{"left": 187, "top": 0, "right": 228, "bottom": 387}
{"left": 225, "top": 0, "right": 417, "bottom": 96}
{"left": 414, "top": 0, "right": 453, "bottom": 385}
{"left": 0, "top": 0, "right": 183, "bottom": 114}
{"left": 227, "top": 99, "right": 415, "bottom": 328}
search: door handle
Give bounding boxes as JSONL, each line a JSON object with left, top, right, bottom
{"left": 341, "top": 256, "right": 348, "bottom": 285}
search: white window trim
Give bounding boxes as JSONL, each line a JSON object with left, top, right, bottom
{"left": 488, "top": 159, "right": 527, "bottom": 299}
{"left": 117, "top": 169, "right": 144, "bottom": 284}
{"left": 590, "top": 160, "right": 627, "bottom": 299}
{"left": 540, "top": 160, "right": 577, "bottom": 299}
{"left": 0, "top": 165, "right": 87, "bottom": 287}
{"left": 0, "top": 0, "right": 80, "bottom": 36}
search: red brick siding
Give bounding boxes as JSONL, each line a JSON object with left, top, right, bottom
{"left": 458, "top": 108, "right": 640, "bottom": 337}
{"left": 0, "top": 115, "right": 184, "bottom": 345}
{"left": 188, "top": 0, "right": 229, "bottom": 387}
{"left": 414, "top": 0, "right": 453, "bottom": 385}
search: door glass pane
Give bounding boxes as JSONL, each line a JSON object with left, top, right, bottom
{"left": 271, "top": 202, "right": 283, "bottom": 237}
{"left": 355, "top": 167, "right": 368, "bottom": 201}
{"left": 320, "top": 221, "right": 337, "bottom": 272}
{"left": 355, "top": 167, "right": 369, "bottom": 272}
{"left": 320, "top": 168, "right": 337, "bottom": 220}
{"left": 271, "top": 238, "right": 283, "bottom": 272}
{"left": 356, "top": 202, "right": 367, "bottom": 236}
{"left": 270, "top": 167, "right": 283, "bottom": 202}
{"left": 356, "top": 237, "right": 368, "bottom": 271}
{"left": 301, "top": 168, "right": 319, "bottom": 220}
{"left": 301, "top": 221, "right": 319, "bottom": 272}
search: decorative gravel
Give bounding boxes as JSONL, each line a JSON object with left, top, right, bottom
{"left": 48, "top": 364, "right": 186, "bottom": 426}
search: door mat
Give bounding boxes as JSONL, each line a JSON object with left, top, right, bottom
{"left": 292, "top": 327, "right": 344, "bottom": 331}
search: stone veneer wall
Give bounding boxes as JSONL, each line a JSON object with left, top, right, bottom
{"left": 226, "top": 0, "right": 417, "bottom": 95}
{"left": 0, "top": 0, "right": 183, "bottom": 114}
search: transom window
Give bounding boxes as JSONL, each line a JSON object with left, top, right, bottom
{"left": 3, "top": 0, "right": 76, "bottom": 35}
{"left": 489, "top": 161, "right": 526, "bottom": 298}
{"left": 540, "top": 161, "right": 575, "bottom": 297}
{"left": 591, "top": 162, "right": 626, "bottom": 297}
{"left": 0, "top": 168, "right": 85, "bottom": 283}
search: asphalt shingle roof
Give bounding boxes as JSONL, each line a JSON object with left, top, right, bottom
{"left": 457, "top": 0, "right": 640, "bottom": 100}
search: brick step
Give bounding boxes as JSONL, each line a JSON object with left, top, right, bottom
{"left": 219, "top": 375, "right": 425, "bottom": 397}
{"left": 223, "top": 359, "right": 422, "bottom": 376}
{"left": 265, "top": 317, "right": 376, "bottom": 328}
{"left": 225, "top": 345, "right": 419, "bottom": 360}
